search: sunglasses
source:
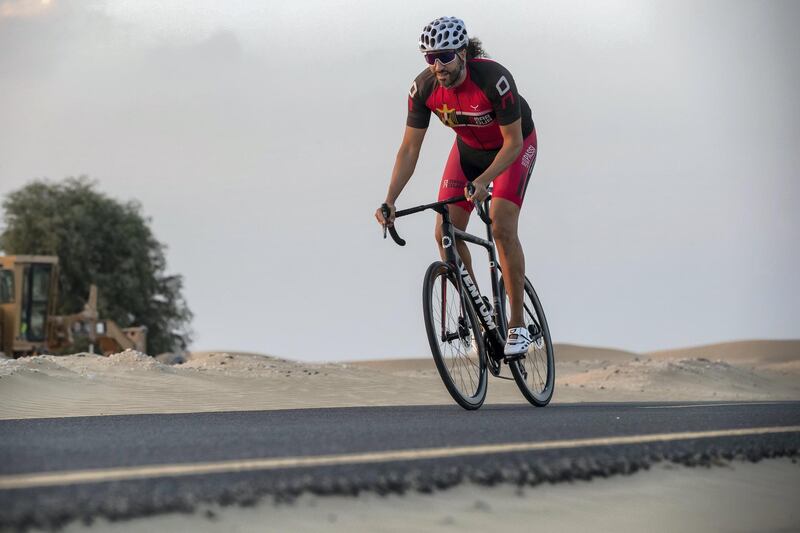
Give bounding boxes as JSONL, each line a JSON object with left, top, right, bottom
{"left": 424, "top": 51, "right": 458, "bottom": 65}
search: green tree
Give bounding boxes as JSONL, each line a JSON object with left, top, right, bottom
{"left": 0, "top": 177, "right": 193, "bottom": 354}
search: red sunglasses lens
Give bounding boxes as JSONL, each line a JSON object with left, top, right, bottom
{"left": 425, "top": 51, "right": 456, "bottom": 65}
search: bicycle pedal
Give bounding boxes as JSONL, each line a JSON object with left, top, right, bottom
{"left": 503, "top": 352, "right": 527, "bottom": 364}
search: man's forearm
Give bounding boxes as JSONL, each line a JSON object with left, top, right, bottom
{"left": 474, "top": 141, "right": 522, "bottom": 187}
{"left": 385, "top": 149, "right": 420, "bottom": 204}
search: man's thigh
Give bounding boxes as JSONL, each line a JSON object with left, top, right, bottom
{"left": 438, "top": 141, "right": 474, "bottom": 214}
{"left": 490, "top": 197, "right": 521, "bottom": 236}
{"left": 491, "top": 132, "right": 537, "bottom": 208}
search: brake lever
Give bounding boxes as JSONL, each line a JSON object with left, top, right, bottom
{"left": 380, "top": 202, "right": 406, "bottom": 246}
{"left": 380, "top": 203, "right": 390, "bottom": 239}
{"left": 466, "top": 183, "right": 492, "bottom": 225}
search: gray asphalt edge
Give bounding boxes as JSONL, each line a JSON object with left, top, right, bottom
{"left": 1, "top": 433, "right": 798, "bottom": 532}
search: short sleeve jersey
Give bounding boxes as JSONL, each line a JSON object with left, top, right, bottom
{"left": 406, "top": 59, "right": 534, "bottom": 151}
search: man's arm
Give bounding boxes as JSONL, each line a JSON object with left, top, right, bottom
{"left": 473, "top": 119, "right": 523, "bottom": 188}
{"left": 375, "top": 126, "right": 427, "bottom": 227}
{"left": 385, "top": 126, "right": 427, "bottom": 206}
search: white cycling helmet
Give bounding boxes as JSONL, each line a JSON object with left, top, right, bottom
{"left": 419, "top": 17, "right": 468, "bottom": 52}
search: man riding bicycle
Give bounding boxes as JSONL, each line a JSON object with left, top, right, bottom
{"left": 375, "top": 16, "right": 538, "bottom": 358}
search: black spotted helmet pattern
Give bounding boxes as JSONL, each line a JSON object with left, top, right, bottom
{"left": 419, "top": 16, "right": 468, "bottom": 52}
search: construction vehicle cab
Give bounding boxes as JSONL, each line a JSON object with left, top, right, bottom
{"left": 0, "top": 255, "right": 147, "bottom": 358}
{"left": 0, "top": 255, "right": 58, "bottom": 357}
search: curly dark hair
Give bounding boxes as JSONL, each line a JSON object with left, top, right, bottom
{"left": 465, "top": 37, "right": 488, "bottom": 59}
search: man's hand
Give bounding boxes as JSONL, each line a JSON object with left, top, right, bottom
{"left": 375, "top": 203, "right": 396, "bottom": 228}
{"left": 465, "top": 181, "right": 489, "bottom": 203}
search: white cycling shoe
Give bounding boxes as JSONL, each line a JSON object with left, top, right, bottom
{"left": 504, "top": 327, "right": 532, "bottom": 358}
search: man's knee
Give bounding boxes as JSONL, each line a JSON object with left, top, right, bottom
{"left": 493, "top": 221, "right": 517, "bottom": 246}
{"left": 490, "top": 199, "right": 520, "bottom": 247}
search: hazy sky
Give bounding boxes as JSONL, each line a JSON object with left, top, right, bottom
{"left": 1, "top": 0, "right": 798, "bottom": 360}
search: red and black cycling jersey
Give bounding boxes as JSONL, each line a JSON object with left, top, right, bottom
{"left": 406, "top": 58, "right": 534, "bottom": 152}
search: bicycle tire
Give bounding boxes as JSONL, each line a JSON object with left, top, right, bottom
{"left": 499, "top": 275, "right": 555, "bottom": 406}
{"left": 423, "top": 261, "right": 488, "bottom": 410}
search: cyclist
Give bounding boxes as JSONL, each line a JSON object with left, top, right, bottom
{"left": 375, "top": 16, "right": 538, "bottom": 358}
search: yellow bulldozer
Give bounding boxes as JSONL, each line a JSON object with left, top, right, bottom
{"left": 0, "top": 255, "right": 147, "bottom": 358}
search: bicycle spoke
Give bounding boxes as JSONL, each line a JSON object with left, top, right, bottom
{"left": 440, "top": 277, "right": 447, "bottom": 340}
{"left": 529, "top": 348, "right": 546, "bottom": 391}
{"left": 430, "top": 271, "right": 481, "bottom": 398}
{"left": 523, "top": 317, "right": 546, "bottom": 392}
{"left": 462, "top": 342, "right": 477, "bottom": 391}
{"left": 500, "top": 276, "right": 554, "bottom": 405}
{"left": 522, "top": 301, "right": 535, "bottom": 321}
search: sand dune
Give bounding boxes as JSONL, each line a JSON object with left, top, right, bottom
{"left": 542, "top": 343, "right": 640, "bottom": 363}
{"left": 350, "top": 343, "right": 639, "bottom": 372}
{"left": 648, "top": 339, "right": 800, "bottom": 364}
{"left": 0, "top": 340, "right": 797, "bottom": 420}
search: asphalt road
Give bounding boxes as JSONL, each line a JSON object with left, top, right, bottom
{"left": 1, "top": 401, "right": 799, "bottom": 530}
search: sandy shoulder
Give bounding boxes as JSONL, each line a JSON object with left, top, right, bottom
{"left": 1, "top": 341, "right": 798, "bottom": 420}
{"left": 54, "top": 458, "right": 800, "bottom": 533}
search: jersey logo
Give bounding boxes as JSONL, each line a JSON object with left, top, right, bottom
{"left": 496, "top": 76, "right": 510, "bottom": 96}
{"left": 409, "top": 81, "right": 418, "bottom": 98}
{"left": 435, "top": 103, "right": 459, "bottom": 127}
{"left": 472, "top": 113, "right": 494, "bottom": 126}
{"left": 434, "top": 103, "right": 494, "bottom": 128}
{"left": 470, "top": 104, "right": 480, "bottom": 110}
{"left": 521, "top": 144, "right": 537, "bottom": 168}
{"left": 496, "top": 75, "right": 516, "bottom": 109}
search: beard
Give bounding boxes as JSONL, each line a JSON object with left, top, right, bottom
{"left": 438, "top": 60, "right": 465, "bottom": 89}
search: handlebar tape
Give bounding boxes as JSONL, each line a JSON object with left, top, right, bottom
{"left": 381, "top": 203, "right": 406, "bottom": 246}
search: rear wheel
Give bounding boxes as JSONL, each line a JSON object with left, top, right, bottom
{"left": 500, "top": 276, "right": 555, "bottom": 406}
{"left": 423, "top": 262, "right": 487, "bottom": 410}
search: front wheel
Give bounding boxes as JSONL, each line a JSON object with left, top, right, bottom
{"left": 423, "top": 262, "right": 488, "bottom": 410}
{"left": 499, "top": 276, "right": 555, "bottom": 406}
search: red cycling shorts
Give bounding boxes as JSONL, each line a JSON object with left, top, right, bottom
{"left": 437, "top": 129, "right": 537, "bottom": 212}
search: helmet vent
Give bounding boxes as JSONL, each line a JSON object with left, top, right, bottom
{"left": 419, "top": 16, "right": 468, "bottom": 52}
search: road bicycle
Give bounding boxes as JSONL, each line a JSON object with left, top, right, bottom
{"left": 381, "top": 186, "right": 555, "bottom": 410}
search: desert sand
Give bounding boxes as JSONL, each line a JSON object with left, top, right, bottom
{"left": 1, "top": 340, "right": 798, "bottom": 420}
{"left": 54, "top": 458, "right": 800, "bottom": 533}
{"left": 5, "top": 340, "right": 799, "bottom": 532}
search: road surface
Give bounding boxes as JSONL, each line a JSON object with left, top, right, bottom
{"left": 1, "top": 401, "right": 798, "bottom": 529}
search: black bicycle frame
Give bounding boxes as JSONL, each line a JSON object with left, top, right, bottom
{"left": 389, "top": 195, "right": 508, "bottom": 354}
{"left": 433, "top": 202, "right": 507, "bottom": 353}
